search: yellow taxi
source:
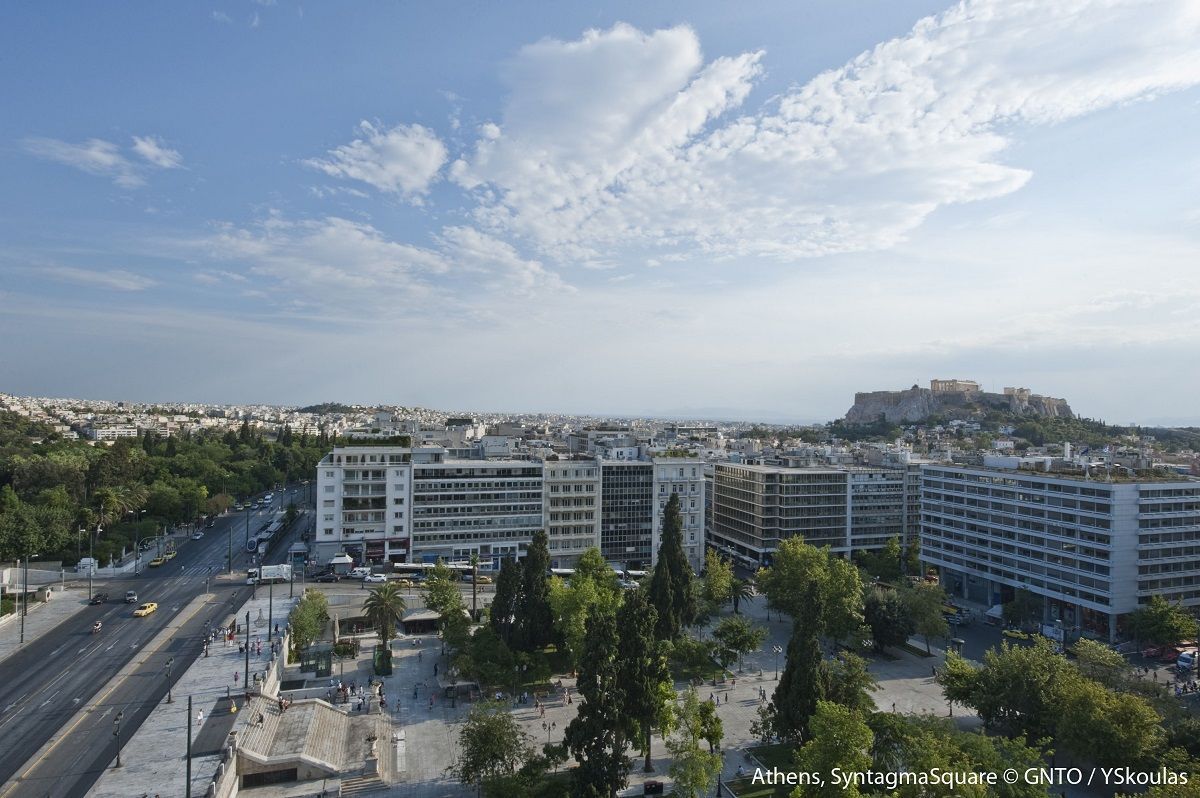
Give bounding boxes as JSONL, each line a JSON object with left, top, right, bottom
{"left": 149, "top": 557, "right": 166, "bottom": 567}
{"left": 394, "top": 578, "right": 416, "bottom": 588}
{"left": 163, "top": 550, "right": 177, "bottom": 561}
{"left": 132, "top": 602, "right": 158, "bottom": 617}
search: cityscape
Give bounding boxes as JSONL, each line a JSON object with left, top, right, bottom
{"left": 3, "top": 2, "right": 1200, "bottom": 798}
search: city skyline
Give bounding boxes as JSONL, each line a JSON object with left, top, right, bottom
{"left": 3, "top": 1, "right": 1199, "bottom": 424}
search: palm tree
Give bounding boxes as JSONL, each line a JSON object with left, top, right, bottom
{"left": 363, "top": 582, "right": 407, "bottom": 644}
{"left": 731, "top": 579, "right": 755, "bottom": 615}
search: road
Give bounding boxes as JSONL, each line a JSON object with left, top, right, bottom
{"left": 0, "top": 485, "right": 311, "bottom": 798}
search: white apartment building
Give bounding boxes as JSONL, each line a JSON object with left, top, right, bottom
{"left": 87, "top": 425, "right": 138, "bottom": 441}
{"left": 410, "top": 459, "right": 544, "bottom": 568}
{"left": 651, "top": 458, "right": 706, "bottom": 572}
{"left": 920, "top": 463, "right": 1200, "bottom": 640}
{"left": 543, "top": 459, "right": 602, "bottom": 568}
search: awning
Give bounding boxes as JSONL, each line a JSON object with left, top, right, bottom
{"left": 986, "top": 604, "right": 1003, "bottom": 619}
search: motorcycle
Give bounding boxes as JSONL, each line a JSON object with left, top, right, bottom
{"left": 91, "top": 621, "right": 102, "bottom": 634}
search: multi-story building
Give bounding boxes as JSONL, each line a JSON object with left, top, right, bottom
{"left": 600, "top": 460, "right": 655, "bottom": 569}
{"left": 920, "top": 462, "right": 1200, "bottom": 640}
{"left": 651, "top": 458, "right": 706, "bottom": 571}
{"left": 314, "top": 445, "right": 426, "bottom": 566}
{"left": 410, "top": 459, "right": 544, "bottom": 568}
{"left": 708, "top": 463, "right": 908, "bottom": 566}
{"left": 543, "top": 459, "right": 602, "bottom": 568}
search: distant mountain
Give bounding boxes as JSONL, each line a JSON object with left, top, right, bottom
{"left": 845, "top": 381, "right": 1072, "bottom": 425}
{"left": 296, "top": 402, "right": 363, "bottom": 415}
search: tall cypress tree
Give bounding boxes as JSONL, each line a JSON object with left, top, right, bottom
{"left": 490, "top": 558, "right": 522, "bottom": 646}
{"left": 648, "top": 494, "right": 696, "bottom": 640}
{"left": 565, "top": 606, "right": 629, "bottom": 798}
{"left": 516, "top": 529, "right": 554, "bottom": 651}
{"left": 772, "top": 584, "right": 826, "bottom": 741}
{"left": 618, "top": 588, "right": 672, "bottom": 773}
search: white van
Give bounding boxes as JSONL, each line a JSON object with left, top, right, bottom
{"left": 349, "top": 567, "right": 372, "bottom": 579}
{"left": 1178, "top": 651, "right": 1197, "bottom": 672}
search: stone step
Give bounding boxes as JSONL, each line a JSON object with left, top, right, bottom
{"left": 339, "top": 774, "right": 386, "bottom": 796}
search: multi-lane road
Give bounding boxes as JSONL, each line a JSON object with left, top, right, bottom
{"left": 0, "top": 486, "right": 310, "bottom": 798}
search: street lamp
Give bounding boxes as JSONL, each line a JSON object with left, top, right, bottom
{"left": 772, "top": 645, "right": 783, "bottom": 680}
{"left": 165, "top": 657, "right": 175, "bottom": 703}
{"left": 112, "top": 710, "right": 125, "bottom": 768}
{"left": 19, "top": 553, "right": 38, "bottom": 645}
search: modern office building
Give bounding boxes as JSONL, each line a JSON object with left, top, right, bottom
{"left": 598, "top": 457, "right": 705, "bottom": 571}
{"left": 707, "top": 463, "right": 908, "bottom": 566}
{"left": 542, "top": 459, "right": 602, "bottom": 569}
{"left": 919, "top": 462, "right": 1200, "bottom": 640}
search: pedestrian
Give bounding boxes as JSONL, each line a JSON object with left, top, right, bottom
{"left": 197, "top": 710, "right": 205, "bottom": 726}
{"left": 892, "top": 702, "right": 897, "bottom": 713}
{"left": 434, "top": 663, "right": 439, "bottom": 676}
{"left": 234, "top": 671, "right": 239, "bottom": 684}
{"left": 429, "top": 695, "right": 434, "bottom": 710}
{"left": 418, "top": 650, "right": 422, "bottom": 661}
{"left": 709, "top": 692, "right": 714, "bottom": 702}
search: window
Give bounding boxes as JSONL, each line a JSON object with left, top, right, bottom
{"left": 323, "top": 500, "right": 335, "bottom": 508}
{"left": 323, "top": 514, "right": 334, "bottom": 522}
{"left": 324, "top": 485, "right": 334, "bottom": 493}
{"left": 325, "top": 471, "right": 334, "bottom": 478}
{"left": 323, "top": 528, "right": 333, "bottom": 536}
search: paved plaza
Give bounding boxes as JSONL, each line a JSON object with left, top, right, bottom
{"left": 0, "top": 587, "right": 90, "bottom": 664}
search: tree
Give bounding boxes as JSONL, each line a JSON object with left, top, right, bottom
{"left": 863, "top": 588, "right": 913, "bottom": 652}
{"left": 425, "top": 559, "right": 468, "bottom": 643}
{"left": 772, "top": 584, "right": 825, "bottom": 741}
{"left": 730, "top": 578, "right": 755, "bottom": 615}
{"left": 793, "top": 702, "right": 873, "bottom": 798}
{"left": 757, "top": 537, "right": 862, "bottom": 641}
{"left": 903, "top": 537, "right": 921, "bottom": 576}
{"left": 859, "top": 536, "right": 902, "bottom": 582}
{"left": 666, "top": 690, "right": 723, "bottom": 798}
{"left": 549, "top": 549, "right": 622, "bottom": 671}
{"left": 823, "top": 555, "right": 865, "bottom": 643}
{"left": 1072, "top": 638, "right": 1128, "bottom": 688}
{"left": 1001, "top": 589, "right": 1042, "bottom": 629}
{"left": 904, "top": 582, "right": 950, "bottom": 654}
{"left": 362, "top": 582, "right": 406, "bottom": 644}
{"left": 288, "top": 589, "right": 329, "bottom": 652}
{"left": 1129, "top": 595, "right": 1198, "bottom": 646}
{"left": 451, "top": 701, "right": 533, "bottom": 793}
{"left": 516, "top": 530, "right": 554, "bottom": 651}
{"left": 822, "top": 652, "right": 878, "bottom": 714}
{"left": 647, "top": 494, "right": 696, "bottom": 640}
{"left": 701, "top": 549, "right": 733, "bottom": 610}
{"left": 711, "top": 615, "right": 767, "bottom": 672}
{"left": 616, "top": 588, "right": 674, "bottom": 772}
{"left": 490, "top": 558, "right": 522, "bottom": 645}
{"left": 564, "top": 606, "right": 629, "bottom": 798}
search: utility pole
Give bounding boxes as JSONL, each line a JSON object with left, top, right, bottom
{"left": 19, "top": 556, "right": 27, "bottom": 645}
{"left": 268, "top": 578, "right": 274, "bottom": 642}
{"left": 244, "top": 610, "right": 250, "bottom": 691}
{"left": 186, "top": 695, "right": 193, "bottom": 798}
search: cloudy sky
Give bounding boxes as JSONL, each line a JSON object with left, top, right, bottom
{"left": 3, "top": 1, "right": 1199, "bottom": 424}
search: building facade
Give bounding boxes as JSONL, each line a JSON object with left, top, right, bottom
{"left": 919, "top": 463, "right": 1200, "bottom": 640}
{"left": 542, "top": 459, "right": 602, "bottom": 569}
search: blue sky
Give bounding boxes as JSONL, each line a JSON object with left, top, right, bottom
{"left": 2, "top": 1, "right": 1199, "bottom": 424}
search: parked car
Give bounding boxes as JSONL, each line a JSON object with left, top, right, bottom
{"left": 132, "top": 602, "right": 158, "bottom": 617}
{"left": 89, "top": 593, "right": 108, "bottom": 605}
{"left": 125, "top": 590, "right": 138, "bottom": 603}
{"left": 363, "top": 573, "right": 387, "bottom": 583}
{"left": 314, "top": 572, "right": 340, "bottom": 583}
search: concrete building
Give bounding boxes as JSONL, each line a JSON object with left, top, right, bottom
{"left": 707, "top": 463, "right": 908, "bottom": 567}
{"left": 651, "top": 458, "right": 706, "bottom": 571}
{"left": 919, "top": 462, "right": 1200, "bottom": 640}
{"left": 600, "top": 460, "right": 655, "bottom": 569}
{"left": 409, "top": 459, "right": 544, "bottom": 568}
{"left": 543, "top": 459, "right": 602, "bottom": 568}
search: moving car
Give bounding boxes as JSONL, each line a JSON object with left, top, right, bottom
{"left": 394, "top": 578, "right": 416, "bottom": 588}
{"left": 192, "top": 531, "right": 204, "bottom": 540}
{"left": 234, "top": 504, "right": 244, "bottom": 511}
{"left": 348, "top": 567, "right": 372, "bottom": 579}
{"left": 163, "top": 550, "right": 177, "bottom": 561}
{"left": 132, "top": 602, "right": 158, "bottom": 617}
{"left": 362, "top": 573, "right": 387, "bottom": 583}
{"left": 89, "top": 593, "right": 108, "bottom": 605}
{"left": 125, "top": 590, "right": 138, "bottom": 603}
{"left": 314, "top": 572, "right": 340, "bottom": 583}
{"left": 149, "top": 557, "right": 166, "bottom": 567}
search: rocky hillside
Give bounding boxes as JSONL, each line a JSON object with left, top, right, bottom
{"left": 845, "top": 384, "right": 1073, "bottom": 424}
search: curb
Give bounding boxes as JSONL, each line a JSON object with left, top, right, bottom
{"left": 0, "top": 593, "right": 215, "bottom": 796}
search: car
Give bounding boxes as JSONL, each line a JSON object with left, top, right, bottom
{"left": 314, "top": 572, "right": 340, "bottom": 583}
{"left": 139, "top": 540, "right": 155, "bottom": 551}
{"left": 89, "top": 593, "right": 108, "bottom": 605}
{"left": 394, "top": 578, "right": 416, "bottom": 588}
{"left": 362, "top": 573, "right": 387, "bottom": 583}
{"left": 234, "top": 504, "right": 244, "bottom": 511}
{"left": 163, "top": 550, "right": 178, "bottom": 560}
{"left": 132, "top": 602, "right": 158, "bottom": 617}
{"left": 206, "top": 518, "right": 215, "bottom": 528}
{"left": 349, "top": 567, "right": 372, "bottom": 579}
{"left": 149, "top": 557, "right": 166, "bottom": 567}
{"left": 474, "top": 575, "right": 493, "bottom": 584}
{"left": 192, "top": 531, "right": 204, "bottom": 540}
{"left": 125, "top": 590, "right": 138, "bottom": 603}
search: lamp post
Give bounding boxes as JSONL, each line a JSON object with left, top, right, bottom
{"left": 112, "top": 710, "right": 125, "bottom": 767}
{"left": 772, "top": 645, "right": 783, "bottom": 680}
{"left": 165, "top": 657, "right": 175, "bottom": 703}
{"left": 244, "top": 611, "right": 251, "bottom": 691}
{"left": 20, "top": 554, "right": 35, "bottom": 645}
{"left": 88, "top": 524, "right": 102, "bottom": 600}
{"left": 268, "top": 578, "right": 274, "bottom": 642}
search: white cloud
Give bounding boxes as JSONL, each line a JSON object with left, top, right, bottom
{"left": 40, "top": 266, "right": 155, "bottom": 291}
{"left": 131, "top": 136, "right": 183, "bottom": 169}
{"left": 212, "top": 10, "right": 232, "bottom": 24}
{"left": 450, "top": 3, "right": 1200, "bottom": 264}
{"left": 306, "top": 122, "right": 447, "bottom": 200}
{"left": 25, "top": 135, "right": 183, "bottom": 186}
{"left": 23, "top": 137, "right": 145, "bottom": 188}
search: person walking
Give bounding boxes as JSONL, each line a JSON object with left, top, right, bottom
{"left": 197, "top": 709, "right": 205, "bottom": 727}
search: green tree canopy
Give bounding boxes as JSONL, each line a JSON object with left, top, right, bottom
{"left": 1129, "top": 596, "right": 1198, "bottom": 646}
{"left": 564, "top": 606, "right": 629, "bottom": 798}
{"left": 451, "top": 701, "right": 534, "bottom": 790}
{"left": 647, "top": 494, "right": 697, "bottom": 640}
{"left": 516, "top": 530, "right": 554, "bottom": 651}
{"left": 362, "top": 582, "right": 406, "bottom": 644}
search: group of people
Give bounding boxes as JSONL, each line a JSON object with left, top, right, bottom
{"left": 1174, "top": 680, "right": 1200, "bottom": 697}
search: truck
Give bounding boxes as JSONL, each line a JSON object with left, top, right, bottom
{"left": 247, "top": 564, "right": 292, "bottom": 584}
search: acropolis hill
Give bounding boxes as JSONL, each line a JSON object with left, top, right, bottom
{"left": 844, "top": 379, "right": 1074, "bottom": 424}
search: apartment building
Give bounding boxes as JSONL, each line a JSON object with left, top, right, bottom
{"left": 543, "top": 459, "right": 602, "bottom": 568}
{"left": 651, "top": 458, "right": 706, "bottom": 571}
{"left": 597, "top": 457, "right": 705, "bottom": 572}
{"left": 920, "top": 462, "right": 1200, "bottom": 640}
{"left": 707, "top": 463, "right": 908, "bottom": 567}
{"left": 410, "top": 460, "right": 544, "bottom": 568}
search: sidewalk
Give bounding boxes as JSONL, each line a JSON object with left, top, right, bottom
{"left": 0, "top": 588, "right": 90, "bottom": 664}
{"left": 88, "top": 590, "right": 298, "bottom": 798}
